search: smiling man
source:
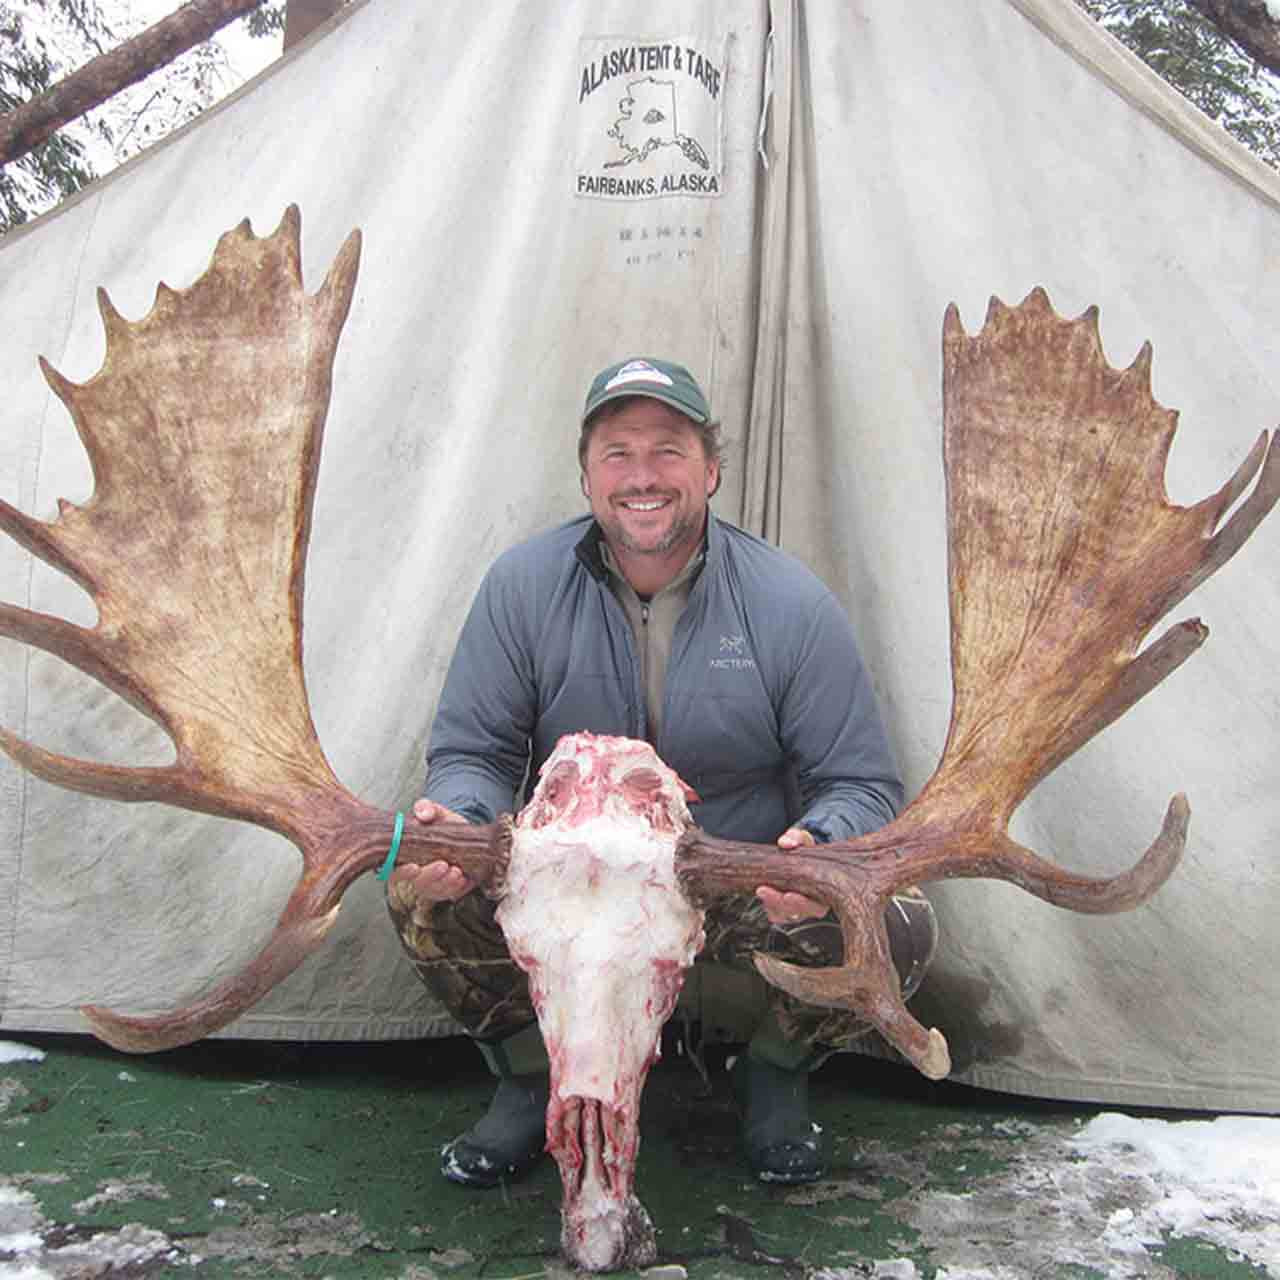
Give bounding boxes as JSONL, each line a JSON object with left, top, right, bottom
{"left": 387, "top": 358, "right": 936, "bottom": 1189}
{"left": 583, "top": 396, "right": 707, "bottom": 585}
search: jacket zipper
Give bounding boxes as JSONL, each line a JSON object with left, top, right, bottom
{"left": 639, "top": 602, "right": 651, "bottom": 742}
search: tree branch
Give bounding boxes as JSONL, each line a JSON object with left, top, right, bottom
{"left": 283, "top": 0, "right": 347, "bottom": 51}
{"left": 0, "top": 0, "right": 268, "bottom": 169}
{"left": 1188, "top": 0, "right": 1280, "bottom": 77}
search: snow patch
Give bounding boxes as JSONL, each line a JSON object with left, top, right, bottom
{"left": 0, "top": 1041, "right": 45, "bottom": 1064}
{"left": 896, "top": 1112, "right": 1280, "bottom": 1276}
{"left": 2, "top": 1185, "right": 178, "bottom": 1274}
{"left": 872, "top": 1262, "right": 921, "bottom": 1279}
{"left": 48, "top": 1223, "right": 177, "bottom": 1273}
{"left": 1068, "top": 1112, "right": 1280, "bottom": 1269}
{"left": 73, "top": 1178, "right": 171, "bottom": 1214}
{"left": 0, "top": 1184, "right": 47, "bottom": 1256}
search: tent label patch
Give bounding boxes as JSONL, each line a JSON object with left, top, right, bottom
{"left": 576, "top": 36, "right": 724, "bottom": 201}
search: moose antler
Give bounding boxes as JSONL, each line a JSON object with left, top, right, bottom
{"left": 678, "top": 288, "right": 1279, "bottom": 1079}
{"left": 0, "top": 208, "right": 509, "bottom": 1051}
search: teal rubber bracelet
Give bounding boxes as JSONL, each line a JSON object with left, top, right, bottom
{"left": 375, "top": 811, "right": 406, "bottom": 882}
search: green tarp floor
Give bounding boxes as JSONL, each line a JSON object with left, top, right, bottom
{"left": 2, "top": 1032, "right": 1276, "bottom": 1278}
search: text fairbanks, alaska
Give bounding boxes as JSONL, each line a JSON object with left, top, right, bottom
{"left": 577, "top": 172, "right": 720, "bottom": 197}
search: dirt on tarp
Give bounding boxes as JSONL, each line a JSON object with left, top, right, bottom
{"left": 1, "top": 1033, "right": 1277, "bottom": 1279}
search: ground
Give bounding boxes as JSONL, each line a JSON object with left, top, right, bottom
{"left": 1, "top": 1032, "right": 1276, "bottom": 1279}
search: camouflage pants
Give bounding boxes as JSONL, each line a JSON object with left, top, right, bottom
{"left": 387, "top": 882, "right": 935, "bottom": 1057}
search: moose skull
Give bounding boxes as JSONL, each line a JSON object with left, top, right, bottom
{"left": 497, "top": 733, "right": 705, "bottom": 1272}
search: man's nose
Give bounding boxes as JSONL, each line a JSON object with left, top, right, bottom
{"left": 625, "top": 456, "right": 660, "bottom": 487}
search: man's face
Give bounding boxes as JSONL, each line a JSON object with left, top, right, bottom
{"left": 583, "top": 399, "right": 718, "bottom": 567}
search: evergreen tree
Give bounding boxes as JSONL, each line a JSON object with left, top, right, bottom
{"left": 1074, "top": 0, "right": 1280, "bottom": 166}
{"left": 1, "top": 0, "right": 282, "bottom": 233}
{"left": 1, "top": 1, "right": 106, "bottom": 230}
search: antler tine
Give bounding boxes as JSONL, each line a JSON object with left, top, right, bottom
{"left": 0, "top": 596, "right": 192, "bottom": 805}
{"left": 1200, "top": 428, "right": 1269, "bottom": 524}
{"left": 83, "top": 880, "right": 357, "bottom": 1053}
{"left": 84, "top": 814, "right": 513, "bottom": 1053}
{"left": 677, "top": 828, "right": 951, "bottom": 1076}
{"left": 0, "top": 208, "right": 515, "bottom": 1049}
{"left": 678, "top": 790, "right": 1186, "bottom": 1080}
{"left": 1197, "top": 430, "right": 1280, "bottom": 584}
{"left": 0, "top": 493, "right": 89, "bottom": 591}
{"left": 681, "top": 287, "right": 1276, "bottom": 1081}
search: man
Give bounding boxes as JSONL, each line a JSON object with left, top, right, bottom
{"left": 388, "top": 357, "right": 936, "bottom": 1188}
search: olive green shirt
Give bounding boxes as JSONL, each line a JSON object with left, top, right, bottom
{"left": 600, "top": 540, "right": 706, "bottom": 745}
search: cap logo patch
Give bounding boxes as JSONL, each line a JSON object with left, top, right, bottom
{"left": 605, "top": 360, "right": 674, "bottom": 391}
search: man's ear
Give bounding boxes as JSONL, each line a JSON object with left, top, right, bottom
{"left": 705, "top": 459, "right": 720, "bottom": 497}
{"left": 580, "top": 471, "right": 591, "bottom": 499}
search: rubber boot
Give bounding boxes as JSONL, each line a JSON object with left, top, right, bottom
{"left": 440, "top": 1073, "right": 550, "bottom": 1188}
{"left": 727, "top": 890, "right": 936, "bottom": 1186}
{"left": 731, "top": 1054, "right": 824, "bottom": 1185}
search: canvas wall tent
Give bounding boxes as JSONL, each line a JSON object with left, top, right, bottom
{"left": 1, "top": 0, "right": 1277, "bottom": 1113}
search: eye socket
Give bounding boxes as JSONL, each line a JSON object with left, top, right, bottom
{"left": 540, "top": 760, "right": 580, "bottom": 808}
{"left": 621, "top": 767, "right": 663, "bottom": 796}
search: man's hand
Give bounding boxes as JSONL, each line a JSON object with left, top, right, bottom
{"left": 387, "top": 799, "right": 474, "bottom": 905}
{"left": 756, "top": 825, "right": 828, "bottom": 925}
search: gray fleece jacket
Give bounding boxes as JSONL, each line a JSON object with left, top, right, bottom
{"left": 424, "top": 512, "right": 903, "bottom": 844}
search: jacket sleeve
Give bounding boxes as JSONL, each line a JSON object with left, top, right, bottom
{"left": 779, "top": 592, "right": 904, "bottom": 843}
{"left": 423, "top": 557, "right": 538, "bottom": 823}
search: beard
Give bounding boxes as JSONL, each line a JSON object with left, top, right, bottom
{"left": 602, "top": 498, "right": 702, "bottom": 558}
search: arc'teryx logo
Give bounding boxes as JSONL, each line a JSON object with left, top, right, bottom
{"left": 711, "top": 635, "right": 755, "bottom": 671}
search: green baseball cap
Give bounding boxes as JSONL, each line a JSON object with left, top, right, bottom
{"left": 582, "top": 357, "right": 710, "bottom": 425}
